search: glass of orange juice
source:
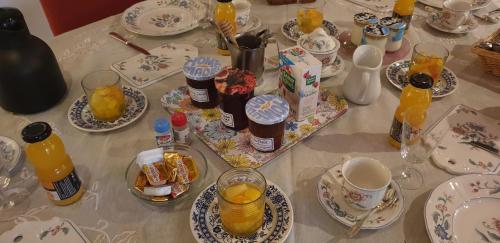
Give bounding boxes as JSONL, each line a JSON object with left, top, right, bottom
{"left": 407, "top": 43, "right": 449, "bottom": 88}
{"left": 81, "top": 70, "right": 126, "bottom": 122}
{"left": 297, "top": 0, "right": 326, "bottom": 34}
{"left": 217, "top": 168, "right": 266, "bottom": 236}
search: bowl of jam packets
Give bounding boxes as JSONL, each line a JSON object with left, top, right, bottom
{"left": 125, "top": 145, "right": 208, "bottom": 205}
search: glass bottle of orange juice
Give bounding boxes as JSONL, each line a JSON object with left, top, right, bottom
{"left": 389, "top": 73, "right": 433, "bottom": 148}
{"left": 214, "top": 0, "right": 237, "bottom": 56}
{"left": 22, "top": 122, "right": 84, "bottom": 206}
{"left": 392, "top": 0, "right": 416, "bottom": 30}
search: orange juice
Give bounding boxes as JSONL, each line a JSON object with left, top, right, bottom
{"left": 219, "top": 182, "right": 265, "bottom": 236}
{"left": 297, "top": 8, "right": 324, "bottom": 34}
{"left": 89, "top": 84, "right": 126, "bottom": 122}
{"left": 389, "top": 73, "right": 433, "bottom": 148}
{"left": 22, "top": 122, "right": 84, "bottom": 206}
{"left": 408, "top": 55, "right": 445, "bottom": 87}
{"left": 214, "top": 0, "right": 237, "bottom": 56}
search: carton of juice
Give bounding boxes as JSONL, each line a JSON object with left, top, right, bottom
{"left": 278, "top": 46, "right": 321, "bottom": 121}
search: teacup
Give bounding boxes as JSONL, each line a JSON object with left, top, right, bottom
{"left": 441, "top": 0, "right": 472, "bottom": 29}
{"left": 233, "top": 0, "right": 251, "bottom": 27}
{"left": 341, "top": 157, "right": 392, "bottom": 210}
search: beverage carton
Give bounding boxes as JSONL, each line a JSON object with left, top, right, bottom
{"left": 278, "top": 46, "right": 321, "bottom": 121}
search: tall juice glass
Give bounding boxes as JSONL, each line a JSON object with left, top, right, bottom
{"left": 297, "top": 0, "right": 325, "bottom": 34}
{"left": 217, "top": 168, "right": 266, "bottom": 236}
{"left": 214, "top": 0, "right": 237, "bottom": 56}
{"left": 82, "top": 70, "right": 126, "bottom": 122}
{"left": 407, "top": 43, "right": 449, "bottom": 89}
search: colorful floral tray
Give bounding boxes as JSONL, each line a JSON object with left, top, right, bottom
{"left": 161, "top": 86, "right": 348, "bottom": 168}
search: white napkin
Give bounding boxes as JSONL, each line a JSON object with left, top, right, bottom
{"left": 110, "top": 43, "right": 198, "bottom": 88}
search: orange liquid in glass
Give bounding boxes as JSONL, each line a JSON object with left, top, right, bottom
{"left": 297, "top": 8, "right": 323, "bottom": 34}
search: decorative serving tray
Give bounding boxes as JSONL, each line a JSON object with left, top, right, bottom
{"left": 161, "top": 86, "right": 348, "bottom": 168}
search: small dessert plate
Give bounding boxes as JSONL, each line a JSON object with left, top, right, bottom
{"left": 317, "top": 163, "right": 404, "bottom": 229}
{"left": 281, "top": 18, "right": 338, "bottom": 42}
{"left": 386, "top": 60, "right": 458, "bottom": 98}
{"left": 321, "top": 56, "right": 345, "bottom": 79}
{"left": 190, "top": 181, "right": 293, "bottom": 243}
{"left": 0, "top": 217, "right": 90, "bottom": 242}
{"left": 68, "top": 86, "right": 148, "bottom": 133}
{"left": 238, "top": 15, "right": 262, "bottom": 34}
{"left": 0, "top": 136, "right": 22, "bottom": 174}
{"left": 426, "top": 12, "right": 479, "bottom": 34}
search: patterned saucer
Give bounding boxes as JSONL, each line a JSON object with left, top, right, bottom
{"left": 426, "top": 12, "right": 478, "bottom": 34}
{"left": 321, "top": 56, "right": 345, "bottom": 79}
{"left": 317, "top": 163, "right": 404, "bottom": 229}
{"left": 190, "top": 181, "right": 293, "bottom": 243}
{"left": 68, "top": 86, "right": 148, "bottom": 133}
{"left": 0, "top": 136, "right": 22, "bottom": 174}
{"left": 281, "top": 18, "right": 338, "bottom": 42}
{"left": 418, "top": 0, "right": 491, "bottom": 10}
{"left": 121, "top": 0, "right": 206, "bottom": 36}
{"left": 386, "top": 60, "right": 458, "bottom": 98}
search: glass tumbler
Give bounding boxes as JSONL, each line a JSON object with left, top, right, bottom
{"left": 217, "top": 167, "right": 267, "bottom": 236}
{"left": 81, "top": 70, "right": 126, "bottom": 122}
{"left": 297, "top": 0, "right": 325, "bottom": 34}
{"left": 407, "top": 43, "right": 449, "bottom": 90}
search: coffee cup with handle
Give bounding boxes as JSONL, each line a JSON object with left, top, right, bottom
{"left": 441, "top": 0, "right": 472, "bottom": 29}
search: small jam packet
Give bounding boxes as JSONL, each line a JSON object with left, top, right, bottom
{"left": 171, "top": 182, "right": 190, "bottom": 198}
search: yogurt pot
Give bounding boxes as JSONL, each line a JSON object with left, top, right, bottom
{"left": 183, "top": 57, "right": 222, "bottom": 109}
{"left": 379, "top": 17, "right": 406, "bottom": 52}
{"left": 351, "top": 12, "right": 378, "bottom": 46}
{"left": 298, "top": 28, "right": 340, "bottom": 66}
{"left": 245, "top": 95, "right": 289, "bottom": 152}
{"left": 214, "top": 67, "right": 256, "bottom": 131}
{"left": 361, "top": 24, "right": 390, "bottom": 54}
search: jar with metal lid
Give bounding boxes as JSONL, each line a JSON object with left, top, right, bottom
{"left": 380, "top": 17, "right": 406, "bottom": 52}
{"left": 182, "top": 56, "right": 222, "bottom": 109}
{"left": 351, "top": 12, "right": 378, "bottom": 46}
{"left": 361, "top": 24, "right": 390, "bottom": 54}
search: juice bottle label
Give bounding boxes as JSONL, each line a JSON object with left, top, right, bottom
{"left": 389, "top": 117, "right": 403, "bottom": 143}
{"left": 42, "top": 170, "right": 82, "bottom": 201}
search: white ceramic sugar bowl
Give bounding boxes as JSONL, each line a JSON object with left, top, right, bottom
{"left": 361, "top": 24, "right": 390, "bottom": 54}
{"left": 379, "top": 17, "right": 406, "bottom": 52}
{"left": 351, "top": 12, "right": 378, "bottom": 46}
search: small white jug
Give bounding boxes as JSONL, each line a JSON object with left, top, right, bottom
{"left": 342, "top": 45, "right": 383, "bottom": 105}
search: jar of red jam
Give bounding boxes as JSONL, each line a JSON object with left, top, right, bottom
{"left": 245, "top": 95, "right": 290, "bottom": 152}
{"left": 183, "top": 57, "right": 221, "bottom": 109}
{"left": 215, "top": 67, "right": 256, "bottom": 131}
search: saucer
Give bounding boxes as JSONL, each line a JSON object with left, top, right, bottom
{"left": 386, "top": 60, "right": 458, "bottom": 98}
{"left": 317, "top": 163, "right": 404, "bottom": 229}
{"left": 426, "top": 12, "right": 478, "bottom": 34}
{"left": 321, "top": 56, "right": 345, "bottom": 79}
{"left": 418, "top": 0, "right": 491, "bottom": 10}
{"left": 190, "top": 181, "right": 293, "bottom": 242}
{"left": 68, "top": 86, "right": 148, "bottom": 132}
{"left": 281, "top": 18, "right": 338, "bottom": 42}
{"left": 238, "top": 15, "right": 262, "bottom": 34}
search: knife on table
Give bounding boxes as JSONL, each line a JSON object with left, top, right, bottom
{"left": 108, "top": 32, "right": 151, "bottom": 56}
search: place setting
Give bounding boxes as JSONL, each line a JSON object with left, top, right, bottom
{"left": 424, "top": 0, "right": 479, "bottom": 34}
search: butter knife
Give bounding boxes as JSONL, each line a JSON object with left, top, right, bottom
{"left": 109, "top": 32, "right": 151, "bottom": 55}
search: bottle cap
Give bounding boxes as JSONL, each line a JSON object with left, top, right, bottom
{"left": 154, "top": 118, "right": 170, "bottom": 133}
{"left": 171, "top": 112, "right": 188, "bottom": 127}
{"left": 409, "top": 73, "right": 433, "bottom": 89}
{"left": 245, "top": 95, "right": 290, "bottom": 125}
{"left": 21, "top": 122, "right": 52, "bottom": 143}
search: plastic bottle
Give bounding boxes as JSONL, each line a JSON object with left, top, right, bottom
{"left": 392, "top": 0, "right": 416, "bottom": 30}
{"left": 22, "top": 122, "right": 84, "bottom": 206}
{"left": 388, "top": 73, "right": 433, "bottom": 148}
{"left": 154, "top": 118, "right": 173, "bottom": 148}
{"left": 214, "top": 0, "right": 237, "bottom": 56}
{"left": 171, "top": 111, "right": 191, "bottom": 145}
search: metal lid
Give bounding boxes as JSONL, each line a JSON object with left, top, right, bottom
{"left": 182, "top": 57, "right": 222, "bottom": 81}
{"left": 363, "top": 24, "right": 390, "bottom": 38}
{"left": 353, "top": 12, "right": 378, "bottom": 25}
{"left": 409, "top": 73, "right": 433, "bottom": 89}
{"left": 21, "top": 122, "right": 52, "bottom": 143}
{"left": 245, "top": 95, "right": 289, "bottom": 125}
{"left": 379, "top": 17, "right": 406, "bottom": 30}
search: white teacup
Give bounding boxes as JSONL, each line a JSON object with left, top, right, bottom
{"left": 233, "top": 0, "right": 251, "bottom": 27}
{"left": 341, "top": 157, "right": 392, "bottom": 210}
{"left": 441, "top": 0, "right": 472, "bottom": 29}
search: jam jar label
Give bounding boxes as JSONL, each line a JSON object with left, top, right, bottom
{"left": 221, "top": 110, "right": 234, "bottom": 128}
{"left": 250, "top": 134, "right": 274, "bottom": 152}
{"left": 389, "top": 117, "right": 403, "bottom": 143}
{"left": 188, "top": 86, "right": 209, "bottom": 103}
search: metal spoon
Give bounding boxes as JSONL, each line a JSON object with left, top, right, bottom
{"left": 347, "top": 186, "right": 399, "bottom": 238}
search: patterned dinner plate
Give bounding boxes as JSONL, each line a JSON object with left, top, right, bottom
{"left": 426, "top": 12, "right": 478, "bottom": 34}
{"left": 0, "top": 136, "right": 22, "bottom": 173}
{"left": 67, "top": 86, "right": 148, "bottom": 133}
{"left": 418, "top": 0, "right": 491, "bottom": 10}
{"left": 317, "top": 163, "right": 404, "bottom": 229}
{"left": 121, "top": 0, "right": 206, "bottom": 36}
{"left": 424, "top": 174, "right": 500, "bottom": 243}
{"left": 386, "top": 60, "right": 458, "bottom": 98}
{"left": 281, "top": 18, "right": 338, "bottom": 42}
{"left": 190, "top": 181, "right": 293, "bottom": 243}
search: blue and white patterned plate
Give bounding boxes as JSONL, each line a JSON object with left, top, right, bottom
{"left": 121, "top": 0, "right": 206, "bottom": 36}
{"left": 190, "top": 181, "right": 293, "bottom": 243}
{"left": 281, "top": 18, "right": 338, "bottom": 42}
{"left": 317, "top": 163, "right": 404, "bottom": 229}
{"left": 386, "top": 60, "right": 458, "bottom": 98}
{"left": 67, "top": 86, "right": 148, "bottom": 133}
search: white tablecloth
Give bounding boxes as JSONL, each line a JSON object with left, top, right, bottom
{"left": 1, "top": 0, "right": 499, "bottom": 242}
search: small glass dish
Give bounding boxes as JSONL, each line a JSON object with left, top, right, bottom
{"left": 125, "top": 144, "right": 208, "bottom": 206}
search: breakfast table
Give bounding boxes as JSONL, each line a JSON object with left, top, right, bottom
{"left": 1, "top": 0, "right": 499, "bottom": 242}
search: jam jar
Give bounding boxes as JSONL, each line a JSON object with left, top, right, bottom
{"left": 183, "top": 57, "right": 222, "bottom": 109}
{"left": 379, "top": 17, "right": 406, "bottom": 52}
{"left": 245, "top": 95, "right": 290, "bottom": 152}
{"left": 351, "top": 12, "right": 378, "bottom": 46}
{"left": 215, "top": 67, "right": 256, "bottom": 131}
{"left": 361, "top": 24, "right": 390, "bottom": 54}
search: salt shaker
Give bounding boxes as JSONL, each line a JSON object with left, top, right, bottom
{"left": 361, "top": 24, "right": 390, "bottom": 54}
{"left": 351, "top": 12, "right": 378, "bottom": 46}
{"left": 380, "top": 17, "right": 406, "bottom": 52}
{"left": 154, "top": 118, "right": 173, "bottom": 148}
{"left": 171, "top": 111, "right": 191, "bottom": 145}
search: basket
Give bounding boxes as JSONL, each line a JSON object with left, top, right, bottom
{"left": 471, "top": 28, "right": 500, "bottom": 77}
